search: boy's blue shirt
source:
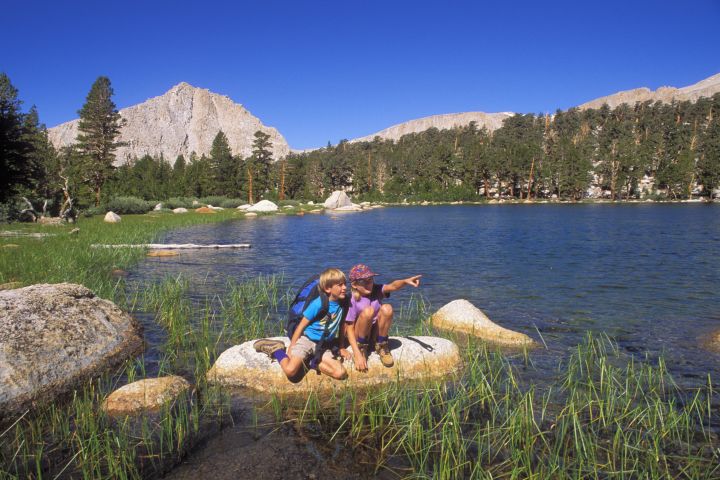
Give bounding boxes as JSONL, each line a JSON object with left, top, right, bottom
{"left": 302, "top": 296, "right": 343, "bottom": 341}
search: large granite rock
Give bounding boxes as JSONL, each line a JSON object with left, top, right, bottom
{"left": 48, "top": 82, "right": 290, "bottom": 165}
{"left": 0, "top": 284, "right": 143, "bottom": 419}
{"left": 323, "top": 191, "right": 353, "bottom": 209}
{"left": 102, "top": 376, "right": 191, "bottom": 417}
{"left": 104, "top": 211, "right": 121, "bottom": 223}
{"left": 207, "top": 336, "right": 460, "bottom": 393}
{"left": 431, "top": 299, "right": 535, "bottom": 347}
{"left": 246, "top": 200, "right": 278, "bottom": 212}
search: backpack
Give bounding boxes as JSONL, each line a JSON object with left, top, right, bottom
{"left": 286, "top": 275, "right": 329, "bottom": 339}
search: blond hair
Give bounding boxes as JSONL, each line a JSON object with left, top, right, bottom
{"left": 319, "top": 268, "right": 346, "bottom": 291}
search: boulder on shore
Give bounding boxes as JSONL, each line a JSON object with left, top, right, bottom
{"left": 172, "top": 207, "right": 188, "bottom": 213}
{"left": 104, "top": 211, "right": 121, "bottom": 223}
{"left": 431, "top": 299, "right": 535, "bottom": 347}
{"left": 207, "top": 336, "right": 460, "bottom": 394}
{"left": 102, "top": 376, "right": 191, "bottom": 417}
{"left": 0, "top": 283, "right": 143, "bottom": 420}
{"left": 323, "top": 191, "right": 353, "bottom": 210}
{"left": 247, "top": 200, "right": 278, "bottom": 212}
{"left": 194, "top": 207, "right": 216, "bottom": 214}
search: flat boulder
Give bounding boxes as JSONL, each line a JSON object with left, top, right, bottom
{"left": 102, "top": 376, "right": 191, "bottom": 417}
{"left": 0, "top": 283, "right": 143, "bottom": 420}
{"left": 104, "top": 211, "right": 121, "bottom": 223}
{"left": 172, "top": 207, "right": 188, "bottom": 214}
{"left": 207, "top": 336, "right": 460, "bottom": 394}
{"left": 247, "top": 200, "right": 278, "bottom": 212}
{"left": 323, "top": 191, "right": 353, "bottom": 210}
{"left": 194, "top": 207, "right": 216, "bottom": 214}
{"left": 431, "top": 299, "right": 535, "bottom": 347}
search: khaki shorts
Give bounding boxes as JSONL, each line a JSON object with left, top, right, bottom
{"left": 289, "top": 336, "right": 339, "bottom": 363}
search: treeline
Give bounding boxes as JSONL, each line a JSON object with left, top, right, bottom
{"left": 284, "top": 94, "right": 720, "bottom": 202}
{"left": 3, "top": 71, "right": 720, "bottom": 222}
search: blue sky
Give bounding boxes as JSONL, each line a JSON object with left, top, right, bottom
{"left": 3, "top": 0, "right": 719, "bottom": 150}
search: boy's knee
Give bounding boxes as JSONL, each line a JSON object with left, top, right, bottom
{"left": 334, "top": 367, "right": 348, "bottom": 380}
{"left": 360, "top": 306, "right": 375, "bottom": 318}
{"left": 379, "top": 303, "right": 393, "bottom": 317}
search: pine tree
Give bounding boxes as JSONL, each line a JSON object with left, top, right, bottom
{"left": 0, "top": 73, "right": 33, "bottom": 203}
{"left": 248, "top": 130, "right": 274, "bottom": 201}
{"left": 76, "top": 76, "right": 124, "bottom": 206}
{"left": 210, "top": 131, "right": 236, "bottom": 195}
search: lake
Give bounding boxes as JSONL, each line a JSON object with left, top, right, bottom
{"left": 130, "top": 203, "right": 720, "bottom": 386}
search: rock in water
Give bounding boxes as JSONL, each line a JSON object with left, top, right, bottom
{"left": 104, "top": 211, "right": 121, "bottom": 223}
{"left": 207, "top": 336, "right": 460, "bottom": 393}
{"left": 0, "top": 284, "right": 143, "bottom": 420}
{"left": 246, "top": 200, "right": 279, "bottom": 212}
{"left": 323, "top": 191, "right": 353, "bottom": 209}
{"left": 431, "top": 299, "right": 535, "bottom": 347}
{"left": 102, "top": 376, "right": 191, "bottom": 417}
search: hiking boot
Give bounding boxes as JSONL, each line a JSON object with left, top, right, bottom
{"left": 253, "top": 339, "right": 285, "bottom": 359}
{"left": 375, "top": 341, "right": 394, "bottom": 367}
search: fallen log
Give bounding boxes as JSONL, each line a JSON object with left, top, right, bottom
{"left": 90, "top": 243, "right": 251, "bottom": 249}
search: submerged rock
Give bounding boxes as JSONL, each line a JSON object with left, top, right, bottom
{"left": 102, "top": 376, "right": 191, "bottom": 417}
{"left": 0, "top": 283, "right": 143, "bottom": 420}
{"left": 104, "top": 211, "right": 121, "bottom": 223}
{"left": 323, "top": 191, "right": 353, "bottom": 210}
{"left": 247, "top": 200, "right": 278, "bottom": 212}
{"left": 431, "top": 299, "right": 535, "bottom": 347}
{"left": 207, "top": 336, "right": 460, "bottom": 394}
{"left": 147, "top": 250, "right": 178, "bottom": 257}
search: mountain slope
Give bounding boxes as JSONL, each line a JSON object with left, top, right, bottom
{"left": 48, "top": 82, "right": 289, "bottom": 164}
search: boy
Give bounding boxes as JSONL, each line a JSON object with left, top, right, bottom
{"left": 254, "top": 268, "right": 349, "bottom": 380}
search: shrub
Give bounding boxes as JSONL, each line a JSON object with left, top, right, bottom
{"left": 219, "top": 198, "right": 245, "bottom": 208}
{"left": 198, "top": 196, "right": 229, "bottom": 207}
{"left": 163, "top": 197, "right": 196, "bottom": 209}
{"left": 105, "top": 196, "right": 154, "bottom": 214}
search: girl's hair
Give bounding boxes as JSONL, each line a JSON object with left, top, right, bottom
{"left": 319, "top": 268, "right": 346, "bottom": 291}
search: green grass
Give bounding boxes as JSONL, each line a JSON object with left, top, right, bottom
{"left": 261, "top": 334, "right": 720, "bottom": 479}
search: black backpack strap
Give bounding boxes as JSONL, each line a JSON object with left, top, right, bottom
{"left": 310, "top": 289, "right": 331, "bottom": 373}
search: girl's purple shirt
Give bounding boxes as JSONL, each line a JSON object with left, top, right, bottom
{"left": 345, "top": 284, "right": 387, "bottom": 324}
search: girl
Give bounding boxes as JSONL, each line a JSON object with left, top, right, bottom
{"left": 344, "top": 264, "right": 421, "bottom": 371}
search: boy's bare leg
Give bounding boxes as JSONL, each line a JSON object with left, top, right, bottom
{"left": 318, "top": 357, "right": 347, "bottom": 379}
{"left": 376, "top": 303, "right": 393, "bottom": 337}
{"left": 278, "top": 355, "right": 304, "bottom": 378}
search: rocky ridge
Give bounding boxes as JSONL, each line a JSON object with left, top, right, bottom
{"left": 48, "top": 82, "right": 290, "bottom": 165}
{"left": 578, "top": 73, "right": 720, "bottom": 111}
{"left": 350, "top": 111, "right": 515, "bottom": 143}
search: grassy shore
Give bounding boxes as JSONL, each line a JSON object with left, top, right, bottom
{"left": 2, "top": 210, "right": 720, "bottom": 479}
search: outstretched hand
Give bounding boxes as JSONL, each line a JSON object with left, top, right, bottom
{"left": 404, "top": 275, "right": 422, "bottom": 288}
